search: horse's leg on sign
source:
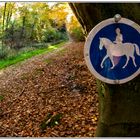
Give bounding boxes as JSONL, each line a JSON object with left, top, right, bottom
{"left": 100, "top": 55, "right": 108, "bottom": 68}
{"left": 122, "top": 55, "right": 129, "bottom": 69}
{"left": 110, "top": 55, "right": 115, "bottom": 69}
{"left": 131, "top": 55, "right": 137, "bottom": 67}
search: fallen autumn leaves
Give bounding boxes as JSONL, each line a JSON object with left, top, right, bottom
{"left": 0, "top": 42, "right": 99, "bottom": 137}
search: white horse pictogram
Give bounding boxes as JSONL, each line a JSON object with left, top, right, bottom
{"left": 99, "top": 37, "right": 140, "bottom": 69}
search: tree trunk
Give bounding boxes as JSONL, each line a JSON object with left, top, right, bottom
{"left": 70, "top": 3, "right": 140, "bottom": 137}
{"left": 21, "top": 16, "right": 26, "bottom": 38}
{"left": 6, "top": 3, "right": 14, "bottom": 30}
{"left": 19, "top": 16, "right": 26, "bottom": 48}
{"left": 30, "top": 16, "right": 37, "bottom": 41}
{"left": 2, "top": 2, "right": 7, "bottom": 46}
{"left": 2, "top": 2, "right": 7, "bottom": 33}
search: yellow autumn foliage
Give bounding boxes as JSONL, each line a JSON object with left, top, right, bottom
{"left": 67, "top": 15, "right": 85, "bottom": 41}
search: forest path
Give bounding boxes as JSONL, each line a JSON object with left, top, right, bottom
{"left": 0, "top": 42, "right": 71, "bottom": 90}
{"left": 0, "top": 42, "right": 99, "bottom": 137}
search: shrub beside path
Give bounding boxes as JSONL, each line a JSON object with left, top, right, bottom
{"left": 0, "top": 42, "right": 99, "bottom": 137}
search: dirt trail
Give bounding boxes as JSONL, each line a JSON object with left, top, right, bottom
{"left": 0, "top": 42, "right": 71, "bottom": 91}
{"left": 0, "top": 42, "right": 99, "bottom": 137}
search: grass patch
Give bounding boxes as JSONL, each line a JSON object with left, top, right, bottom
{"left": 0, "top": 95, "right": 4, "bottom": 101}
{"left": 40, "top": 113, "right": 63, "bottom": 132}
{"left": 0, "top": 41, "right": 67, "bottom": 70}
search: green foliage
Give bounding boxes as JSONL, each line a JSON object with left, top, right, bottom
{"left": 2, "top": 25, "right": 28, "bottom": 49}
{"left": 47, "top": 113, "right": 62, "bottom": 127}
{"left": 0, "top": 2, "right": 69, "bottom": 50}
{"left": 0, "top": 43, "right": 23, "bottom": 60}
{"left": 0, "top": 95, "right": 4, "bottom": 101}
{"left": 70, "top": 27, "right": 85, "bottom": 41}
{"left": 67, "top": 15, "right": 85, "bottom": 41}
{"left": 0, "top": 47, "right": 8, "bottom": 59}
{"left": 42, "top": 27, "right": 68, "bottom": 43}
{"left": 31, "top": 43, "right": 48, "bottom": 49}
{"left": 40, "top": 113, "right": 63, "bottom": 132}
{"left": 0, "top": 2, "right": 79, "bottom": 69}
{"left": 0, "top": 41, "right": 67, "bottom": 69}
{"left": 40, "top": 113, "right": 53, "bottom": 132}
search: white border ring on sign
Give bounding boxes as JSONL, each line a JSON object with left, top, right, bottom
{"left": 84, "top": 17, "right": 140, "bottom": 84}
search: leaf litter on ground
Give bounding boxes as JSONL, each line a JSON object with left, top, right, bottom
{"left": 0, "top": 42, "right": 99, "bottom": 137}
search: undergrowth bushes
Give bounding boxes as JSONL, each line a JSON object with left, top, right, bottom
{"left": 0, "top": 48, "right": 7, "bottom": 60}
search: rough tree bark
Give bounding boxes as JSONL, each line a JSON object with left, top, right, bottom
{"left": 69, "top": 3, "right": 140, "bottom": 137}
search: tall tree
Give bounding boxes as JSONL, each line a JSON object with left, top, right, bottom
{"left": 2, "top": 2, "right": 7, "bottom": 33}
{"left": 49, "top": 3, "right": 68, "bottom": 27}
{"left": 5, "top": 3, "right": 14, "bottom": 30}
{"left": 2, "top": 2, "right": 7, "bottom": 46}
{"left": 70, "top": 3, "right": 140, "bottom": 137}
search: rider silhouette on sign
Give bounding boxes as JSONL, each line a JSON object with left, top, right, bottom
{"left": 113, "top": 28, "right": 123, "bottom": 46}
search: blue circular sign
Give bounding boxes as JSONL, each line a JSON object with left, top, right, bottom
{"left": 84, "top": 18, "right": 140, "bottom": 84}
